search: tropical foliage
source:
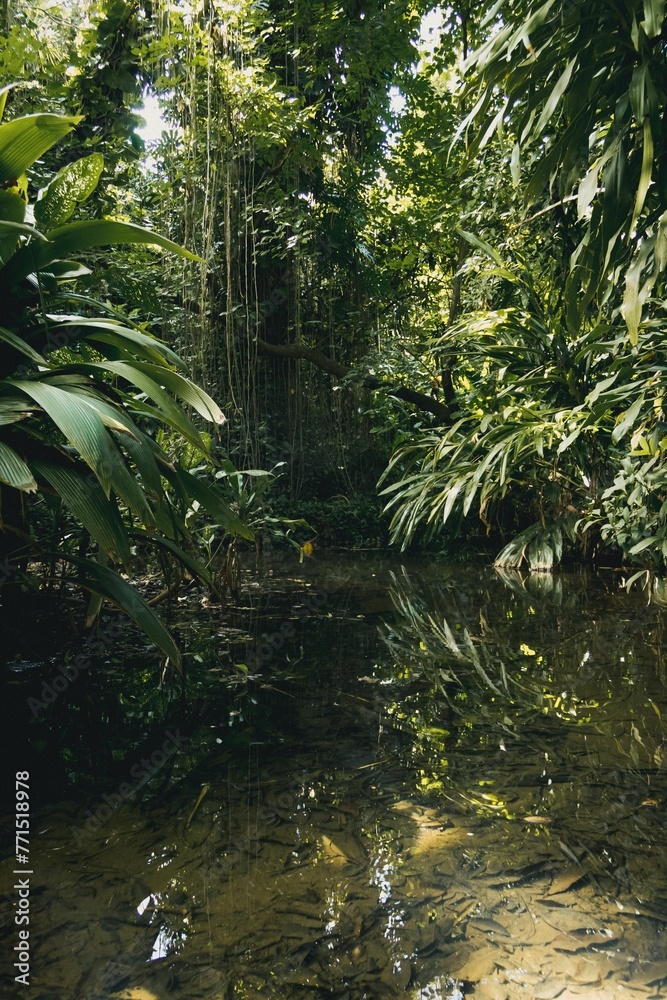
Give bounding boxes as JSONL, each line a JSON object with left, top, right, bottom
{"left": 381, "top": 0, "right": 667, "bottom": 575}
{"left": 3, "top": 0, "right": 667, "bottom": 583}
{"left": 0, "top": 106, "right": 252, "bottom": 663}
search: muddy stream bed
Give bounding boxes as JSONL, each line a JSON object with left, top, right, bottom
{"left": 2, "top": 554, "right": 667, "bottom": 999}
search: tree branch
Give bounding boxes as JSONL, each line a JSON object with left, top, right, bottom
{"left": 256, "top": 338, "right": 451, "bottom": 422}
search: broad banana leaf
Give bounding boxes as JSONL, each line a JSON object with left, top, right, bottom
{"left": 32, "top": 460, "right": 131, "bottom": 563}
{"left": 2, "top": 219, "right": 202, "bottom": 287}
{"left": 0, "top": 440, "right": 37, "bottom": 491}
{"left": 0, "top": 113, "right": 81, "bottom": 184}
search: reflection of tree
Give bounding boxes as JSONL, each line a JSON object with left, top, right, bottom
{"left": 377, "top": 565, "right": 667, "bottom": 818}
{"left": 15, "top": 557, "right": 667, "bottom": 999}
{"left": 381, "top": 567, "right": 521, "bottom": 712}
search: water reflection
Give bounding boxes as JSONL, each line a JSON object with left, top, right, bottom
{"left": 1, "top": 556, "right": 667, "bottom": 998}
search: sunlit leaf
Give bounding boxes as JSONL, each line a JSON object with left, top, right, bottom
{"left": 34, "top": 153, "right": 104, "bottom": 230}
{"left": 3, "top": 219, "right": 202, "bottom": 287}
{"left": 612, "top": 395, "right": 644, "bottom": 443}
{"left": 0, "top": 441, "right": 37, "bottom": 491}
{"left": 0, "top": 112, "right": 81, "bottom": 185}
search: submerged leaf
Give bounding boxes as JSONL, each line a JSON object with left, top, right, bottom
{"left": 548, "top": 865, "right": 588, "bottom": 895}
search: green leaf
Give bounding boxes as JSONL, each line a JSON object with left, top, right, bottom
{"left": 174, "top": 468, "right": 254, "bottom": 540}
{"left": 621, "top": 239, "right": 653, "bottom": 345}
{"left": 0, "top": 113, "right": 81, "bottom": 185}
{"left": 0, "top": 187, "right": 27, "bottom": 264}
{"left": 34, "top": 153, "right": 104, "bottom": 231}
{"left": 59, "top": 553, "right": 181, "bottom": 668}
{"left": 528, "top": 537, "right": 554, "bottom": 571}
{"left": 0, "top": 325, "right": 48, "bottom": 365}
{"left": 577, "top": 165, "right": 598, "bottom": 220}
{"left": 130, "top": 528, "right": 213, "bottom": 588}
{"left": 611, "top": 395, "right": 644, "bottom": 443}
{"left": 127, "top": 362, "right": 225, "bottom": 424}
{"left": 481, "top": 0, "right": 505, "bottom": 28}
{"left": 0, "top": 83, "right": 31, "bottom": 123}
{"left": 655, "top": 210, "right": 667, "bottom": 273}
{"left": 8, "top": 379, "right": 118, "bottom": 493}
{"left": 457, "top": 229, "right": 504, "bottom": 265}
{"left": 631, "top": 118, "right": 654, "bottom": 235}
{"left": 0, "top": 398, "right": 35, "bottom": 425}
{"left": 2, "top": 219, "right": 203, "bottom": 287}
{"left": 65, "top": 387, "right": 141, "bottom": 437}
{"left": 32, "top": 460, "right": 131, "bottom": 562}
{"left": 65, "top": 319, "right": 188, "bottom": 371}
{"left": 585, "top": 373, "right": 619, "bottom": 405}
{"left": 510, "top": 0, "right": 555, "bottom": 54}
{"left": 510, "top": 142, "right": 521, "bottom": 186}
{"left": 524, "top": 140, "right": 562, "bottom": 204}
{"left": 0, "top": 441, "right": 37, "bottom": 491}
{"left": 42, "top": 261, "right": 92, "bottom": 280}
{"left": 535, "top": 57, "right": 576, "bottom": 134}
{"left": 0, "top": 218, "right": 48, "bottom": 242}
{"left": 643, "top": 0, "right": 665, "bottom": 37}
{"left": 117, "top": 427, "right": 169, "bottom": 505}
{"left": 629, "top": 64, "right": 648, "bottom": 122}
{"left": 629, "top": 535, "right": 658, "bottom": 554}
{"left": 557, "top": 425, "right": 581, "bottom": 454}
{"left": 82, "top": 360, "right": 210, "bottom": 450}
{"left": 101, "top": 442, "right": 156, "bottom": 528}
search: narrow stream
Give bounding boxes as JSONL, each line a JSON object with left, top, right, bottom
{"left": 2, "top": 555, "right": 667, "bottom": 999}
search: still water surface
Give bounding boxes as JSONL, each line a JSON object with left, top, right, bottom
{"left": 2, "top": 555, "right": 667, "bottom": 999}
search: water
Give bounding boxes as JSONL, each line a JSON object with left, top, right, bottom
{"left": 2, "top": 554, "right": 667, "bottom": 999}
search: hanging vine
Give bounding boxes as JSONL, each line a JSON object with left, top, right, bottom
{"left": 141, "top": 0, "right": 432, "bottom": 492}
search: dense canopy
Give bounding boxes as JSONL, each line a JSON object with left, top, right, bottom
{"left": 2, "top": 0, "right": 667, "bottom": 637}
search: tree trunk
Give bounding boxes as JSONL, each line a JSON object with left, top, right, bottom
{"left": 256, "top": 337, "right": 451, "bottom": 422}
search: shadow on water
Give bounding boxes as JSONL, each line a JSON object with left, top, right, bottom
{"left": 2, "top": 554, "right": 667, "bottom": 998}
